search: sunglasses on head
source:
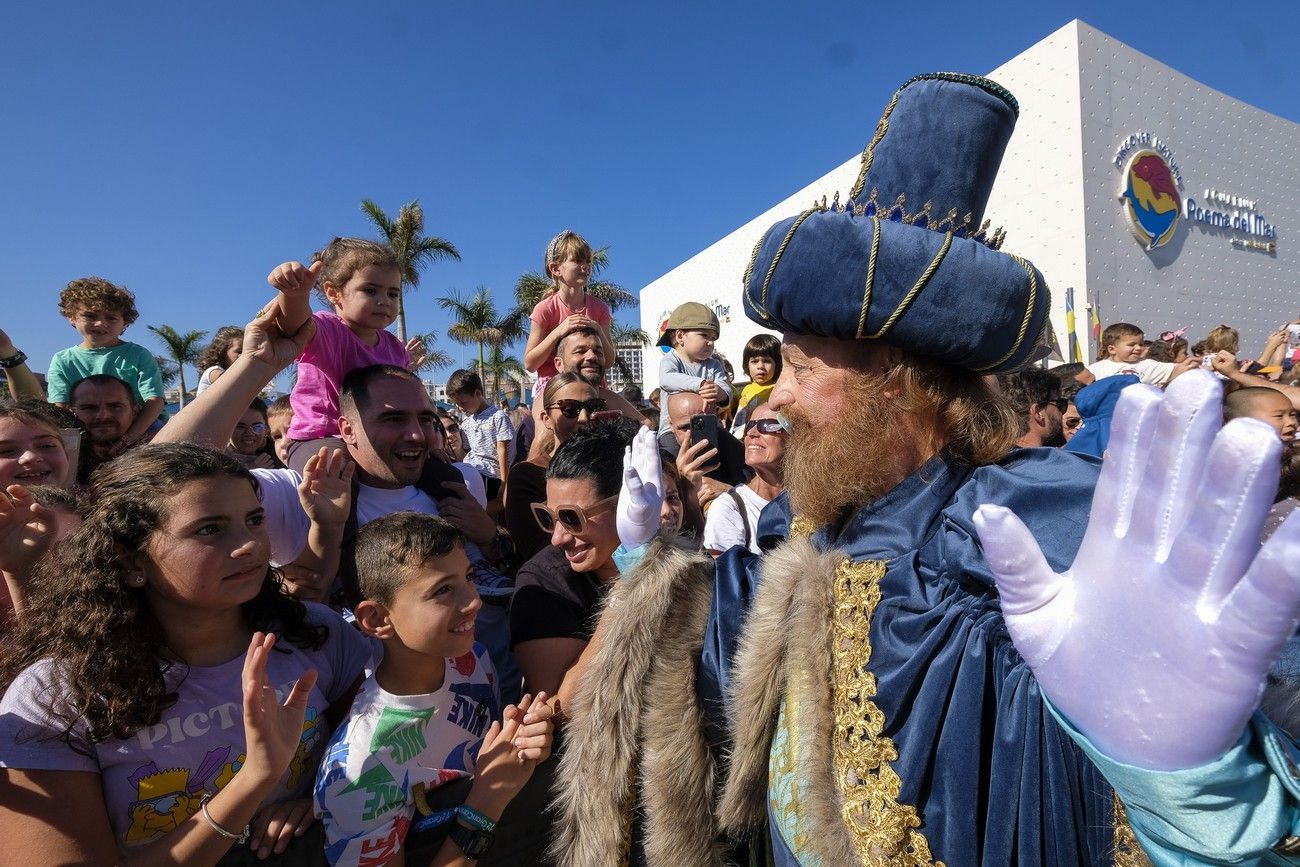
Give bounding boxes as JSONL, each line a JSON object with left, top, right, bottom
{"left": 743, "top": 417, "right": 786, "bottom": 435}
{"left": 531, "top": 495, "right": 618, "bottom": 534}
{"left": 547, "top": 398, "right": 607, "bottom": 419}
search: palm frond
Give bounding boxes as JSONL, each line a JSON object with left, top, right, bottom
{"left": 588, "top": 279, "right": 637, "bottom": 311}
{"left": 513, "top": 271, "right": 550, "bottom": 310}
{"left": 610, "top": 323, "right": 651, "bottom": 346}
{"left": 153, "top": 354, "right": 179, "bottom": 391}
{"left": 407, "top": 330, "right": 454, "bottom": 374}
{"left": 360, "top": 199, "right": 396, "bottom": 236}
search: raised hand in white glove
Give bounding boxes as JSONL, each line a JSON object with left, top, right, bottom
{"left": 974, "top": 370, "right": 1300, "bottom": 771}
{"left": 616, "top": 427, "right": 664, "bottom": 550}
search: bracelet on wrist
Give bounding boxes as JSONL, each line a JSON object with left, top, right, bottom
{"left": 199, "top": 792, "right": 250, "bottom": 845}
{"left": 0, "top": 350, "right": 28, "bottom": 369}
{"left": 456, "top": 804, "right": 498, "bottom": 832}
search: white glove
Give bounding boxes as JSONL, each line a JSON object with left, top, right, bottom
{"left": 973, "top": 370, "right": 1300, "bottom": 770}
{"left": 616, "top": 427, "right": 663, "bottom": 550}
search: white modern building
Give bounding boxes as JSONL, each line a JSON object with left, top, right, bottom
{"left": 639, "top": 20, "right": 1298, "bottom": 384}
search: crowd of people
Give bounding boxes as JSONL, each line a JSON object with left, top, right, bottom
{"left": 0, "top": 220, "right": 797, "bottom": 866}
{"left": 3, "top": 71, "right": 1300, "bottom": 867}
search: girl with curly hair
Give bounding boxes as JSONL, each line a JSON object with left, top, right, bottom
{"left": 196, "top": 325, "right": 245, "bottom": 395}
{"left": 0, "top": 443, "right": 373, "bottom": 864}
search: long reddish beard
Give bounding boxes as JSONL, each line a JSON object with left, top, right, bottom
{"left": 782, "top": 370, "right": 913, "bottom": 528}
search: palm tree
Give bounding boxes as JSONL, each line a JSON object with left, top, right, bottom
{"left": 153, "top": 354, "right": 180, "bottom": 392}
{"left": 437, "top": 287, "right": 527, "bottom": 374}
{"left": 512, "top": 246, "right": 637, "bottom": 313}
{"left": 408, "top": 330, "right": 454, "bottom": 375}
{"left": 148, "top": 325, "right": 207, "bottom": 409}
{"left": 478, "top": 344, "right": 528, "bottom": 402}
{"left": 361, "top": 199, "right": 461, "bottom": 342}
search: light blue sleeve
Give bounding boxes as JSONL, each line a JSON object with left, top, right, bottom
{"left": 1045, "top": 698, "right": 1300, "bottom": 864}
{"left": 45, "top": 350, "right": 72, "bottom": 403}
{"left": 127, "top": 342, "right": 165, "bottom": 401}
{"left": 658, "top": 352, "right": 704, "bottom": 392}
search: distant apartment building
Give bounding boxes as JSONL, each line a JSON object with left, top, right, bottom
{"left": 605, "top": 343, "right": 645, "bottom": 391}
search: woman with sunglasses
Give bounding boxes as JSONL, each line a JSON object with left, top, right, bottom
{"left": 508, "top": 418, "right": 637, "bottom": 700}
{"left": 703, "top": 404, "right": 787, "bottom": 557}
{"left": 226, "top": 398, "right": 282, "bottom": 470}
{"left": 504, "top": 373, "right": 605, "bottom": 565}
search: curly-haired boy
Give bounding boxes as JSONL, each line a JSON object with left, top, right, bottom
{"left": 47, "top": 277, "right": 165, "bottom": 443}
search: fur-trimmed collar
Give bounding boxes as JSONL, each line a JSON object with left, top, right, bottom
{"left": 718, "top": 535, "right": 869, "bottom": 861}
{"left": 551, "top": 539, "right": 725, "bottom": 867}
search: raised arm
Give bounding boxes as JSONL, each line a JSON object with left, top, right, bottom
{"left": 156, "top": 300, "right": 313, "bottom": 449}
{"left": 1213, "top": 350, "right": 1300, "bottom": 410}
{"left": 974, "top": 370, "right": 1300, "bottom": 861}
{"left": 523, "top": 313, "right": 593, "bottom": 372}
{"left": 266, "top": 260, "right": 320, "bottom": 340}
{"left": 0, "top": 329, "right": 44, "bottom": 401}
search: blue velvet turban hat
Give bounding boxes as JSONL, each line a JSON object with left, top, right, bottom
{"left": 743, "top": 73, "right": 1052, "bottom": 374}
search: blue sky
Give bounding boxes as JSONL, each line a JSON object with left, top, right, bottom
{"left": 4, "top": 1, "right": 1297, "bottom": 391}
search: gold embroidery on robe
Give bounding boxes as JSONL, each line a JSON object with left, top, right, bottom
{"left": 832, "top": 556, "right": 944, "bottom": 866}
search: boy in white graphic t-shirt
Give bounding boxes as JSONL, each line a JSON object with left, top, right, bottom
{"left": 315, "top": 513, "right": 553, "bottom": 866}
{"left": 1079, "top": 322, "right": 1195, "bottom": 387}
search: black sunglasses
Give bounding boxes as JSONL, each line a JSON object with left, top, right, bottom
{"left": 547, "top": 398, "right": 607, "bottom": 419}
{"left": 1044, "top": 397, "right": 1070, "bottom": 413}
{"left": 743, "top": 417, "right": 787, "bottom": 435}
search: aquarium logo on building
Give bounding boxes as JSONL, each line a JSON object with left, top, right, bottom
{"left": 1117, "top": 140, "right": 1182, "bottom": 251}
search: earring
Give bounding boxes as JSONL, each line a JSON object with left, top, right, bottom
{"left": 128, "top": 573, "right": 146, "bottom": 588}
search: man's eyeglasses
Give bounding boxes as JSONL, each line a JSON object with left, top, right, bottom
{"left": 547, "top": 398, "right": 607, "bottom": 419}
{"left": 531, "top": 495, "right": 618, "bottom": 534}
{"left": 235, "top": 422, "right": 268, "bottom": 435}
{"left": 743, "top": 417, "right": 787, "bottom": 436}
{"left": 1047, "top": 397, "right": 1070, "bottom": 414}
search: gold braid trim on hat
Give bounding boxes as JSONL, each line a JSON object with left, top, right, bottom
{"left": 972, "top": 253, "right": 1039, "bottom": 372}
{"left": 751, "top": 207, "right": 818, "bottom": 318}
{"left": 850, "top": 89, "right": 903, "bottom": 202}
{"left": 855, "top": 217, "right": 883, "bottom": 339}
{"left": 862, "top": 228, "right": 955, "bottom": 341}
{"left": 832, "top": 556, "right": 944, "bottom": 865}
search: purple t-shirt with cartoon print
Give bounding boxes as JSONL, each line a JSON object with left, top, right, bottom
{"left": 0, "top": 604, "right": 375, "bottom": 853}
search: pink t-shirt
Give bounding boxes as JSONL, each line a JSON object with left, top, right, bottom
{"left": 289, "top": 311, "right": 409, "bottom": 440}
{"left": 530, "top": 293, "right": 612, "bottom": 379}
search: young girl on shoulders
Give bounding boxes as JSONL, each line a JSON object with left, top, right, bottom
{"left": 196, "top": 326, "right": 244, "bottom": 395}
{"left": 0, "top": 443, "right": 372, "bottom": 864}
{"left": 269, "top": 238, "right": 424, "bottom": 473}
{"left": 522, "top": 231, "right": 615, "bottom": 422}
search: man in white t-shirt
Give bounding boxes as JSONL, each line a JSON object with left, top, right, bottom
{"left": 702, "top": 404, "right": 787, "bottom": 556}
{"left": 156, "top": 308, "right": 521, "bottom": 701}
{"left": 1077, "top": 322, "right": 1197, "bottom": 388}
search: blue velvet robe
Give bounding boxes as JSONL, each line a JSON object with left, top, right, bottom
{"left": 700, "top": 448, "right": 1120, "bottom": 865}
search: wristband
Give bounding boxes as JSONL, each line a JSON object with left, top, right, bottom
{"left": 198, "top": 792, "right": 250, "bottom": 844}
{"left": 0, "top": 351, "right": 27, "bottom": 369}
{"left": 456, "top": 804, "right": 498, "bottom": 832}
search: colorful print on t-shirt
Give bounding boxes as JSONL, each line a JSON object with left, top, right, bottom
{"left": 315, "top": 644, "right": 500, "bottom": 867}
